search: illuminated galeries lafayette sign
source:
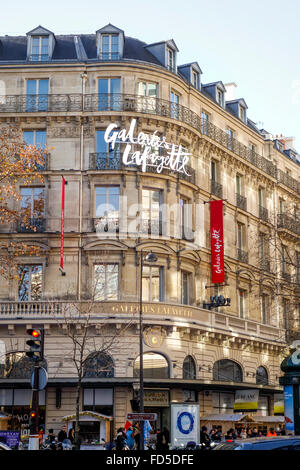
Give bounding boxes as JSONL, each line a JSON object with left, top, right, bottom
{"left": 104, "top": 118, "right": 191, "bottom": 176}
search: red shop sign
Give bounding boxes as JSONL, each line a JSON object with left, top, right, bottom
{"left": 210, "top": 200, "right": 225, "bottom": 283}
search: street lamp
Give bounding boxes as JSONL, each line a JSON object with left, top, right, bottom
{"left": 139, "top": 250, "right": 158, "bottom": 450}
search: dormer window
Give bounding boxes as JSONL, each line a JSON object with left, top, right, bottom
{"left": 96, "top": 24, "right": 124, "bottom": 61}
{"left": 192, "top": 71, "right": 198, "bottom": 88}
{"left": 239, "top": 105, "right": 246, "bottom": 122}
{"left": 27, "top": 26, "right": 55, "bottom": 62}
{"left": 30, "top": 36, "right": 49, "bottom": 61}
{"left": 167, "top": 48, "right": 175, "bottom": 72}
{"left": 100, "top": 34, "right": 119, "bottom": 60}
{"left": 217, "top": 89, "right": 223, "bottom": 106}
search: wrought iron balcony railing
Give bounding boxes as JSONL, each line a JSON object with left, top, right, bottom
{"left": 93, "top": 217, "right": 119, "bottom": 233}
{"left": 260, "top": 259, "right": 271, "bottom": 272}
{"left": 277, "top": 169, "right": 300, "bottom": 196}
{"left": 259, "top": 205, "right": 269, "bottom": 223}
{"left": 17, "top": 218, "right": 46, "bottom": 233}
{"left": 210, "top": 180, "right": 223, "bottom": 198}
{"left": 237, "top": 248, "right": 249, "bottom": 264}
{"left": 277, "top": 213, "right": 300, "bottom": 236}
{"left": 89, "top": 152, "right": 196, "bottom": 184}
{"left": 141, "top": 218, "right": 163, "bottom": 236}
{"left": 236, "top": 193, "right": 247, "bottom": 211}
{"left": 0, "top": 92, "right": 282, "bottom": 185}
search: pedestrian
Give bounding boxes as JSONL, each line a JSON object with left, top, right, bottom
{"left": 240, "top": 428, "right": 247, "bottom": 439}
{"left": 266, "top": 427, "right": 277, "bottom": 437}
{"left": 133, "top": 424, "right": 140, "bottom": 450}
{"left": 162, "top": 427, "right": 169, "bottom": 449}
{"left": 68, "top": 427, "right": 75, "bottom": 444}
{"left": 156, "top": 429, "right": 164, "bottom": 451}
{"left": 46, "top": 428, "right": 56, "bottom": 444}
{"left": 115, "top": 427, "right": 127, "bottom": 451}
{"left": 38, "top": 427, "right": 44, "bottom": 444}
{"left": 57, "top": 425, "right": 68, "bottom": 442}
{"left": 126, "top": 425, "right": 135, "bottom": 450}
{"left": 252, "top": 427, "right": 258, "bottom": 438}
{"left": 200, "top": 426, "right": 211, "bottom": 448}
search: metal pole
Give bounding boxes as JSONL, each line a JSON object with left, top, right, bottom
{"left": 139, "top": 250, "right": 144, "bottom": 451}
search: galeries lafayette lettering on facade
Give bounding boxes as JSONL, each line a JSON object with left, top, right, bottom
{"left": 104, "top": 118, "right": 191, "bottom": 175}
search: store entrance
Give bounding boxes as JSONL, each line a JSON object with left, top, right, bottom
{"left": 144, "top": 407, "right": 170, "bottom": 433}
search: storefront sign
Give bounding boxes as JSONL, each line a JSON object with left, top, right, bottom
{"left": 104, "top": 119, "right": 191, "bottom": 176}
{"left": 171, "top": 404, "right": 200, "bottom": 447}
{"left": 0, "top": 431, "right": 20, "bottom": 449}
{"left": 234, "top": 389, "right": 259, "bottom": 412}
{"left": 144, "top": 390, "right": 169, "bottom": 407}
{"left": 127, "top": 413, "right": 157, "bottom": 421}
{"left": 274, "top": 393, "right": 284, "bottom": 415}
{"left": 210, "top": 200, "right": 225, "bottom": 283}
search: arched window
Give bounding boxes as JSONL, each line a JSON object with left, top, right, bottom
{"left": 183, "top": 355, "right": 196, "bottom": 380}
{"left": 133, "top": 352, "right": 169, "bottom": 379}
{"left": 83, "top": 352, "right": 114, "bottom": 378}
{"left": 213, "top": 359, "right": 243, "bottom": 383}
{"left": 256, "top": 366, "right": 268, "bottom": 385}
{"left": 1, "top": 352, "right": 47, "bottom": 379}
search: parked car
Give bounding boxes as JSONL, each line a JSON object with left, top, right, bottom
{"left": 213, "top": 436, "right": 300, "bottom": 450}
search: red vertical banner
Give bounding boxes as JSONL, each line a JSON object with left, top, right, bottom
{"left": 210, "top": 200, "right": 225, "bottom": 283}
{"left": 60, "top": 176, "right": 65, "bottom": 271}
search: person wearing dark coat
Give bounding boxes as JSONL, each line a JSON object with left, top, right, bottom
{"left": 57, "top": 425, "right": 68, "bottom": 442}
{"left": 115, "top": 427, "right": 127, "bottom": 451}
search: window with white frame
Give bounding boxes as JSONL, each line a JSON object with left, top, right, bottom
{"left": 217, "top": 89, "right": 223, "bottom": 106}
{"left": 94, "top": 264, "right": 119, "bottom": 301}
{"left": 201, "top": 111, "right": 209, "bottom": 135}
{"left": 238, "top": 288, "right": 246, "bottom": 319}
{"left": 18, "top": 265, "right": 43, "bottom": 301}
{"left": 170, "top": 91, "right": 179, "bottom": 119}
{"left": 181, "top": 270, "right": 192, "bottom": 305}
{"left": 137, "top": 82, "right": 158, "bottom": 113}
{"left": 142, "top": 188, "right": 163, "bottom": 234}
{"left": 167, "top": 48, "right": 175, "bottom": 72}
{"left": 192, "top": 70, "right": 198, "bottom": 88}
{"left": 239, "top": 105, "right": 246, "bottom": 122}
{"left": 100, "top": 34, "right": 119, "bottom": 60}
{"left": 20, "top": 187, "right": 45, "bottom": 220}
{"left": 261, "top": 293, "right": 270, "bottom": 324}
{"left": 226, "top": 128, "right": 233, "bottom": 150}
{"left": 142, "top": 266, "right": 164, "bottom": 302}
{"left": 95, "top": 186, "right": 119, "bottom": 233}
{"left": 30, "top": 36, "right": 49, "bottom": 61}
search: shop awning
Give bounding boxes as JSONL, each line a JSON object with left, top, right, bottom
{"left": 201, "top": 413, "right": 256, "bottom": 423}
{"left": 62, "top": 411, "right": 113, "bottom": 422}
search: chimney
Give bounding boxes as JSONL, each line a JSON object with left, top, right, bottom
{"left": 224, "top": 82, "right": 237, "bottom": 101}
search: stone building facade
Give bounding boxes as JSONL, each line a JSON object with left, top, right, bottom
{"left": 0, "top": 23, "right": 299, "bottom": 441}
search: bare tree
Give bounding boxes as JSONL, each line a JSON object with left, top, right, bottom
{"left": 0, "top": 125, "right": 47, "bottom": 279}
{"left": 51, "top": 272, "right": 134, "bottom": 449}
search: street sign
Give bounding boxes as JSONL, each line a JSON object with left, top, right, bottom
{"left": 30, "top": 367, "right": 48, "bottom": 390}
{"left": 127, "top": 413, "right": 157, "bottom": 421}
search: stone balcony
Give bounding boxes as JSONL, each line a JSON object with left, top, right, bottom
{"left": 0, "top": 300, "right": 285, "bottom": 346}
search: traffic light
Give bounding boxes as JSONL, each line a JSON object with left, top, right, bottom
{"left": 26, "top": 329, "right": 44, "bottom": 361}
{"left": 29, "top": 410, "right": 37, "bottom": 433}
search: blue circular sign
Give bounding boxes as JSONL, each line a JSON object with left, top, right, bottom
{"left": 177, "top": 412, "right": 194, "bottom": 435}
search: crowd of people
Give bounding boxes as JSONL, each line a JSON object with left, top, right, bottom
{"left": 200, "top": 424, "right": 286, "bottom": 447}
{"left": 114, "top": 424, "right": 170, "bottom": 451}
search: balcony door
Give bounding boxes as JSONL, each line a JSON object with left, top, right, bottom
{"left": 98, "top": 78, "right": 121, "bottom": 111}
{"left": 26, "top": 79, "right": 49, "bottom": 112}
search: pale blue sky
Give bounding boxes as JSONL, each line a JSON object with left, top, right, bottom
{"left": 2, "top": 0, "right": 300, "bottom": 150}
